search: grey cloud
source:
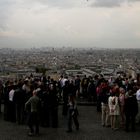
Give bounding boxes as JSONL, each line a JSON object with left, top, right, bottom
{"left": 0, "top": 0, "right": 16, "bottom": 30}
{"left": 92, "top": 0, "right": 122, "bottom": 8}
{"left": 26, "top": 0, "right": 76, "bottom": 8}
{"left": 0, "top": 0, "right": 75, "bottom": 31}
{"left": 92, "top": 0, "right": 140, "bottom": 8}
{"left": 128, "top": 0, "right": 140, "bottom": 2}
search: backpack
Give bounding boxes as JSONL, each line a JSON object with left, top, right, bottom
{"left": 83, "top": 79, "right": 88, "bottom": 86}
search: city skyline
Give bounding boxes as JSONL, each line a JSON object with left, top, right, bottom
{"left": 0, "top": 0, "right": 140, "bottom": 49}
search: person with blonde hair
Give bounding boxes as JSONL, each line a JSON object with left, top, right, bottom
{"left": 119, "top": 87, "right": 125, "bottom": 128}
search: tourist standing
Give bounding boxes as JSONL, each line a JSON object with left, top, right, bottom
{"left": 25, "top": 90, "right": 40, "bottom": 136}
{"left": 124, "top": 90, "right": 138, "bottom": 132}
{"left": 66, "top": 95, "right": 79, "bottom": 132}
{"left": 108, "top": 91, "right": 120, "bottom": 130}
{"left": 136, "top": 84, "right": 140, "bottom": 124}
{"left": 119, "top": 87, "right": 125, "bottom": 128}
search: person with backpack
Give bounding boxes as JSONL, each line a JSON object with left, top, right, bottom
{"left": 81, "top": 75, "right": 89, "bottom": 98}
{"left": 66, "top": 95, "right": 79, "bottom": 132}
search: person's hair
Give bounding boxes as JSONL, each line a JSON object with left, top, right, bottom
{"left": 119, "top": 87, "right": 125, "bottom": 93}
{"left": 111, "top": 92, "right": 115, "bottom": 97}
{"left": 128, "top": 90, "right": 133, "bottom": 96}
{"left": 69, "top": 95, "right": 75, "bottom": 103}
{"left": 33, "top": 90, "right": 37, "bottom": 96}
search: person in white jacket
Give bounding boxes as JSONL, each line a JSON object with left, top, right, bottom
{"left": 108, "top": 92, "right": 120, "bottom": 130}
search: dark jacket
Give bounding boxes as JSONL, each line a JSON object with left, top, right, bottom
{"left": 124, "top": 95, "right": 138, "bottom": 116}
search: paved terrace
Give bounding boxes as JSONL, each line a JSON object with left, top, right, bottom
{"left": 0, "top": 105, "right": 140, "bottom": 140}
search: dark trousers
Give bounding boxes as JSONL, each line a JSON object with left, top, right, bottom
{"left": 0, "top": 98, "right": 1, "bottom": 113}
{"left": 97, "top": 96, "right": 101, "bottom": 112}
{"left": 125, "top": 113, "right": 136, "bottom": 131}
{"left": 4, "top": 103, "right": 8, "bottom": 121}
{"left": 40, "top": 105, "right": 48, "bottom": 127}
{"left": 46, "top": 107, "right": 58, "bottom": 127}
{"left": 62, "top": 101, "right": 68, "bottom": 116}
{"left": 8, "top": 101, "right": 16, "bottom": 122}
{"left": 52, "top": 108, "right": 58, "bottom": 128}
{"left": 82, "top": 87, "right": 88, "bottom": 98}
{"left": 16, "top": 104, "right": 24, "bottom": 124}
{"left": 28, "top": 112, "right": 39, "bottom": 134}
{"left": 68, "top": 109, "right": 79, "bottom": 131}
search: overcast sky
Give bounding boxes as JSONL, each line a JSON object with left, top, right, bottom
{"left": 0, "top": 0, "right": 140, "bottom": 49}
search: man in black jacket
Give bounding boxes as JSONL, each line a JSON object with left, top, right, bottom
{"left": 124, "top": 90, "right": 138, "bottom": 132}
{"left": 14, "top": 82, "right": 25, "bottom": 124}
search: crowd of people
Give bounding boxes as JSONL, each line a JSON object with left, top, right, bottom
{"left": 0, "top": 73, "right": 140, "bottom": 136}
{"left": 96, "top": 74, "right": 140, "bottom": 132}
{"left": 0, "top": 74, "right": 80, "bottom": 136}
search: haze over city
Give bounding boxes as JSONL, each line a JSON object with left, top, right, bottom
{"left": 0, "top": 0, "right": 140, "bottom": 49}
